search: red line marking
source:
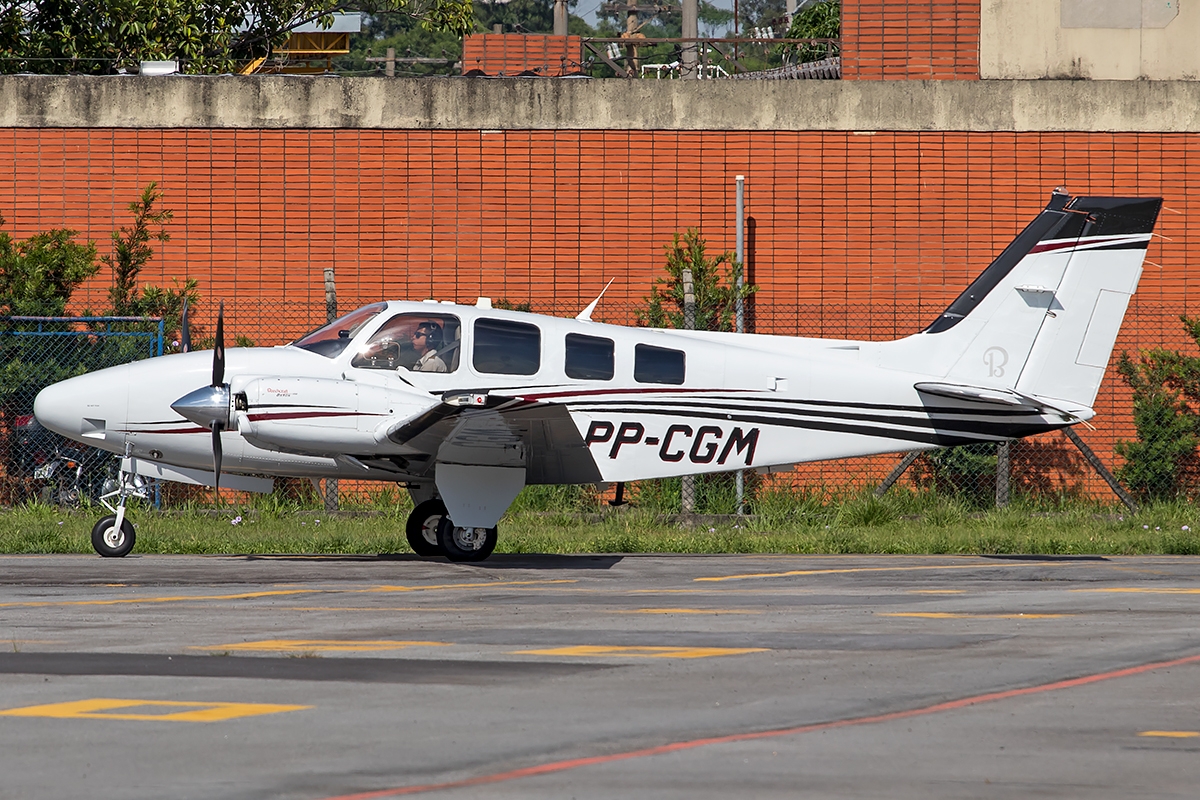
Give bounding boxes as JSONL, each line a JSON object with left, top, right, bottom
{"left": 319, "top": 651, "right": 1200, "bottom": 799}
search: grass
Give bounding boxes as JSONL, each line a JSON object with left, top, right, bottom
{"left": 2, "top": 488, "right": 1199, "bottom": 556}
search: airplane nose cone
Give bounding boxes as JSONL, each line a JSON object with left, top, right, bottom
{"left": 170, "top": 385, "right": 232, "bottom": 429}
{"left": 34, "top": 366, "right": 130, "bottom": 440}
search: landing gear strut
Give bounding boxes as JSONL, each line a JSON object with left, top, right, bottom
{"left": 93, "top": 446, "right": 149, "bottom": 558}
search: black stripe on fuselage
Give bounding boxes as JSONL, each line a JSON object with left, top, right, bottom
{"left": 571, "top": 405, "right": 1059, "bottom": 447}
{"left": 566, "top": 396, "right": 1042, "bottom": 419}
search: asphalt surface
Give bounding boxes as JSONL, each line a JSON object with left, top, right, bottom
{"left": 2, "top": 552, "right": 1200, "bottom": 799}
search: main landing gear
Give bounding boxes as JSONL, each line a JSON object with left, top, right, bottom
{"left": 92, "top": 447, "right": 149, "bottom": 558}
{"left": 404, "top": 498, "right": 498, "bottom": 563}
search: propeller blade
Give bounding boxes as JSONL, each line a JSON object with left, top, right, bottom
{"left": 212, "top": 301, "right": 225, "bottom": 387}
{"left": 211, "top": 425, "right": 223, "bottom": 494}
{"left": 180, "top": 297, "right": 191, "bottom": 353}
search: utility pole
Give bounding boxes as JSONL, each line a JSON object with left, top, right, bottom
{"left": 554, "top": 0, "right": 568, "bottom": 35}
{"left": 681, "top": 0, "right": 698, "bottom": 78}
{"left": 600, "top": 2, "right": 677, "bottom": 75}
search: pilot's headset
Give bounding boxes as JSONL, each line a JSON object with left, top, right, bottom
{"left": 417, "top": 322, "right": 444, "bottom": 351}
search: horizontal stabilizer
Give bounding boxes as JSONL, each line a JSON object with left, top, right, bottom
{"left": 914, "top": 382, "right": 1037, "bottom": 407}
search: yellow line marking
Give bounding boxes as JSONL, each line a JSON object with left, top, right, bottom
{"left": 1139, "top": 731, "right": 1200, "bottom": 738}
{"left": 0, "top": 579, "right": 577, "bottom": 609}
{"left": 909, "top": 590, "right": 966, "bottom": 595}
{"left": 510, "top": 645, "right": 768, "bottom": 659}
{"left": 276, "top": 607, "right": 475, "bottom": 612}
{"left": 363, "top": 580, "right": 577, "bottom": 594}
{"left": 191, "top": 639, "right": 450, "bottom": 653}
{"left": 1073, "top": 588, "right": 1200, "bottom": 594}
{"left": 696, "top": 562, "right": 1043, "bottom": 582}
{"left": 0, "top": 698, "right": 309, "bottom": 722}
{"left": 618, "top": 608, "right": 762, "bottom": 615}
{"left": 873, "top": 618, "right": 1070, "bottom": 623}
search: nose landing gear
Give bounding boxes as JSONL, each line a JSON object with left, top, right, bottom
{"left": 92, "top": 446, "right": 150, "bottom": 558}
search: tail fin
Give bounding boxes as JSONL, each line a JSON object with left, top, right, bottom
{"left": 888, "top": 190, "right": 1161, "bottom": 413}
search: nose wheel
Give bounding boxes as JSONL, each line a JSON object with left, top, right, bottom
{"left": 91, "top": 515, "right": 136, "bottom": 558}
{"left": 436, "top": 517, "right": 498, "bottom": 562}
{"left": 405, "top": 499, "right": 447, "bottom": 557}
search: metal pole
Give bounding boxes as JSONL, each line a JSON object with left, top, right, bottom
{"left": 735, "top": 175, "right": 745, "bottom": 514}
{"left": 682, "top": 268, "right": 696, "bottom": 516}
{"left": 323, "top": 267, "right": 339, "bottom": 512}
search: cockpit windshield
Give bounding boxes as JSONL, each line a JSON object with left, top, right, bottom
{"left": 290, "top": 302, "right": 388, "bottom": 358}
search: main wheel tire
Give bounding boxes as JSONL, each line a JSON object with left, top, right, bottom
{"left": 91, "top": 515, "right": 135, "bottom": 558}
{"left": 436, "top": 516, "right": 497, "bottom": 563}
{"left": 405, "top": 499, "right": 447, "bottom": 557}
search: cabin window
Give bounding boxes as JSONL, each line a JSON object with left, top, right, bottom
{"left": 350, "top": 313, "right": 460, "bottom": 372}
{"left": 291, "top": 302, "right": 387, "bottom": 358}
{"left": 473, "top": 318, "right": 541, "bottom": 375}
{"left": 565, "top": 334, "right": 614, "bottom": 380}
{"left": 635, "top": 344, "right": 685, "bottom": 385}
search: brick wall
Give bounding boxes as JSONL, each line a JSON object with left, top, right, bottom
{"left": 841, "top": 0, "right": 980, "bottom": 79}
{"left": 2, "top": 127, "right": 1195, "bottom": 477}
{"left": 460, "top": 34, "right": 584, "bottom": 76}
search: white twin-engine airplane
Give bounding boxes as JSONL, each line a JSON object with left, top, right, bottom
{"left": 34, "top": 190, "right": 1162, "bottom": 561}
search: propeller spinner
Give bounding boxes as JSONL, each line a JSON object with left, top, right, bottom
{"left": 170, "top": 301, "right": 230, "bottom": 491}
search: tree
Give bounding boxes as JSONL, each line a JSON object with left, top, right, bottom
{"left": 1114, "top": 316, "right": 1200, "bottom": 502}
{"left": 0, "top": 217, "right": 99, "bottom": 318}
{"left": 0, "top": 0, "right": 476, "bottom": 74}
{"left": 780, "top": 0, "right": 839, "bottom": 64}
{"left": 101, "top": 183, "right": 200, "bottom": 352}
{"left": 638, "top": 228, "right": 754, "bottom": 332}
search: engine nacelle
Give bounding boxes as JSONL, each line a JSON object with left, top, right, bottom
{"left": 235, "top": 376, "right": 437, "bottom": 455}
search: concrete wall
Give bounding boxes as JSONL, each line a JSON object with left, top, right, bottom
{"left": 982, "top": 0, "right": 1200, "bottom": 80}
{"left": 4, "top": 75, "right": 1200, "bottom": 132}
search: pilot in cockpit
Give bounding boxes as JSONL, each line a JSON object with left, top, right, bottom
{"left": 411, "top": 322, "right": 448, "bottom": 373}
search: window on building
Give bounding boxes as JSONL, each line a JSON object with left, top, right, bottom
{"left": 473, "top": 318, "right": 541, "bottom": 375}
{"left": 634, "top": 344, "right": 685, "bottom": 385}
{"left": 565, "top": 333, "right": 614, "bottom": 380}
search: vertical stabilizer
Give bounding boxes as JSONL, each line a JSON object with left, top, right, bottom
{"left": 885, "top": 191, "right": 1160, "bottom": 413}
{"left": 1014, "top": 197, "right": 1162, "bottom": 409}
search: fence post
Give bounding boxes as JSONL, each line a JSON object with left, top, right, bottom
{"left": 681, "top": 267, "right": 696, "bottom": 516}
{"left": 323, "top": 268, "right": 339, "bottom": 512}
{"left": 996, "top": 439, "right": 1011, "bottom": 507}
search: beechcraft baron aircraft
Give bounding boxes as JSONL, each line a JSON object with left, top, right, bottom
{"left": 34, "top": 190, "right": 1162, "bottom": 561}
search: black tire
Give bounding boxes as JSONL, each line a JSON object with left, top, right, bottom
{"left": 91, "top": 515, "right": 135, "bottom": 558}
{"left": 436, "top": 516, "right": 498, "bottom": 563}
{"left": 405, "top": 499, "right": 447, "bottom": 557}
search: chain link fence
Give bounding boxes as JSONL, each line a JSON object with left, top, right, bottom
{"left": 1, "top": 297, "right": 1191, "bottom": 512}
{"left": 0, "top": 317, "right": 164, "bottom": 506}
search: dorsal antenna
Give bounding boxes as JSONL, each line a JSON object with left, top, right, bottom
{"left": 576, "top": 278, "right": 615, "bottom": 322}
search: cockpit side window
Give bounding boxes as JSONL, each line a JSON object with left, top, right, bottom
{"left": 291, "top": 302, "right": 387, "bottom": 358}
{"left": 634, "top": 344, "right": 685, "bottom": 385}
{"left": 473, "top": 318, "right": 541, "bottom": 375}
{"left": 351, "top": 313, "right": 461, "bottom": 372}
